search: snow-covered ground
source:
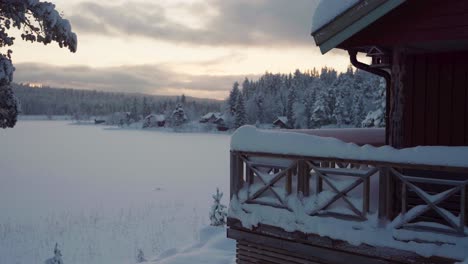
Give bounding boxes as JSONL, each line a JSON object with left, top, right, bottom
{"left": 0, "top": 120, "right": 232, "bottom": 264}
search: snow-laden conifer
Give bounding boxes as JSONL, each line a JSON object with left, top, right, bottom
{"left": 171, "top": 103, "right": 187, "bottom": 126}
{"left": 136, "top": 249, "right": 146, "bottom": 263}
{"left": 234, "top": 94, "right": 246, "bottom": 129}
{"left": 209, "top": 188, "right": 227, "bottom": 226}
{"left": 45, "top": 243, "right": 64, "bottom": 264}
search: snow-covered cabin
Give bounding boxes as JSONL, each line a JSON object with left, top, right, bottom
{"left": 199, "top": 112, "right": 223, "bottom": 123}
{"left": 272, "top": 116, "right": 290, "bottom": 129}
{"left": 142, "top": 114, "right": 166, "bottom": 128}
{"left": 227, "top": 1, "right": 468, "bottom": 263}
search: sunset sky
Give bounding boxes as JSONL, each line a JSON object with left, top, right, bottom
{"left": 12, "top": 0, "right": 353, "bottom": 99}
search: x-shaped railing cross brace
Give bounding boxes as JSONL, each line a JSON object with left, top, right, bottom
{"left": 308, "top": 161, "right": 378, "bottom": 220}
{"left": 240, "top": 155, "right": 297, "bottom": 210}
{"left": 391, "top": 168, "right": 468, "bottom": 235}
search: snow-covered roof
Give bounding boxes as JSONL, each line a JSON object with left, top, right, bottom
{"left": 145, "top": 114, "right": 165, "bottom": 121}
{"left": 273, "top": 116, "right": 288, "bottom": 124}
{"left": 311, "top": 0, "right": 406, "bottom": 54}
{"left": 201, "top": 112, "right": 222, "bottom": 120}
{"left": 311, "top": 0, "right": 359, "bottom": 32}
{"left": 231, "top": 126, "right": 468, "bottom": 168}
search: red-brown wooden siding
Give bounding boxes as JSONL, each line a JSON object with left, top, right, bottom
{"left": 340, "top": 0, "right": 468, "bottom": 48}
{"left": 401, "top": 52, "right": 468, "bottom": 147}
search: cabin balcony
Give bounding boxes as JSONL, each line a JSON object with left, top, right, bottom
{"left": 227, "top": 126, "right": 468, "bottom": 264}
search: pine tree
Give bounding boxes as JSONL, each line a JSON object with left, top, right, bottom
{"left": 286, "top": 87, "right": 296, "bottom": 128}
{"left": 209, "top": 188, "right": 227, "bottom": 226}
{"left": 228, "top": 82, "right": 240, "bottom": 115}
{"left": 171, "top": 103, "right": 187, "bottom": 127}
{"left": 136, "top": 249, "right": 146, "bottom": 263}
{"left": 181, "top": 94, "right": 186, "bottom": 105}
{"left": 242, "top": 78, "right": 252, "bottom": 101}
{"left": 255, "top": 94, "right": 265, "bottom": 124}
{"left": 304, "top": 100, "right": 312, "bottom": 129}
{"left": 130, "top": 98, "right": 139, "bottom": 121}
{"left": 362, "top": 78, "right": 386, "bottom": 127}
{"left": 311, "top": 88, "right": 331, "bottom": 128}
{"left": 142, "top": 97, "right": 151, "bottom": 117}
{"left": 45, "top": 243, "right": 64, "bottom": 264}
{"left": 351, "top": 94, "right": 366, "bottom": 127}
{"left": 234, "top": 94, "right": 247, "bottom": 128}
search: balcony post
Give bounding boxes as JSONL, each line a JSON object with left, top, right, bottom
{"left": 378, "top": 167, "right": 389, "bottom": 225}
{"left": 230, "top": 151, "right": 244, "bottom": 199}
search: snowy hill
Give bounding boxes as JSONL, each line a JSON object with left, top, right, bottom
{"left": 147, "top": 227, "right": 235, "bottom": 264}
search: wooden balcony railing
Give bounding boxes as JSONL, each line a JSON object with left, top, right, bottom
{"left": 230, "top": 150, "right": 468, "bottom": 236}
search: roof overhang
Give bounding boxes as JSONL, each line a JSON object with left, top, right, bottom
{"left": 311, "top": 0, "right": 406, "bottom": 54}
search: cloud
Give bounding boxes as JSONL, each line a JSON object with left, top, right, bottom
{"left": 68, "top": 0, "right": 318, "bottom": 47}
{"left": 13, "top": 63, "right": 257, "bottom": 98}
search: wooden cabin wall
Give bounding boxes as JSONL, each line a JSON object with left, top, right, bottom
{"left": 389, "top": 50, "right": 468, "bottom": 148}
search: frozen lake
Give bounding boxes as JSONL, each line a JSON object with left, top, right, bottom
{"left": 0, "top": 121, "right": 231, "bottom": 264}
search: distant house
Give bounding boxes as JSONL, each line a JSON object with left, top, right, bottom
{"left": 142, "top": 114, "right": 166, "bottom": 128}
{"left": 200, "top": 112, "right": 223, "bottom": 123}
{"left": 94, "top": 119, "right": 106, "bottom": 124}
{"left": 214, "top": 116, "right": 229, "bottom": 131}
{"left": 272, "top": 116, "right": 290, "bottom": 129}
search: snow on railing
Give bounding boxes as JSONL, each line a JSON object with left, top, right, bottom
{"left": 229, "top": 126, "right": 468, "bottom": 240}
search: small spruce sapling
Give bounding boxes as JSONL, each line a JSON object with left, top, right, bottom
{"left": 209, "top": 188, "right": 227, "bottom": 226}
{"left": 45, "top": 243, "right": 64, "bottom": 264}
{"left": 136, "top": 249, "right": 146, "bottom": 263}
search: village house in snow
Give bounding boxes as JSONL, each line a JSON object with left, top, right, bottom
{"left": 200, "top": 112, "right": 229, "bottom": 131}
{"left": 272, "top": 116, "right": 290, "bottom": 129}
{"left": 142, "top": 114, "right": 166, "bottom": 128}
{"left": 227, "top": 1, "right": 468, "bottom": 263}
{"left": 199, "top": 112, "right": 223, "bottom": 123}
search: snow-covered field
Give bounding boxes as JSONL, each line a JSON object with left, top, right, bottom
{"left": 0, "top": 121, "right": 232, "bottom": 264}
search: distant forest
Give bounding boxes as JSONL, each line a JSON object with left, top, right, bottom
{"left": 12, "top": 84, "right": 222, "bottom": 121}
{"left": 225, "top": 66, "right": 385, "bottom": 129}
{"left": 13, "top": 66, "right": 385, "bottom": 128}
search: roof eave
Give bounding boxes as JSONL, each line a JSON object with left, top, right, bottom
{"left": 311, "top": 0, "right": 406, "bottom": 54}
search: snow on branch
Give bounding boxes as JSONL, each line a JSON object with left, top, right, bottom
{"left": 0, "top": 0, "right": 77, "bottom": 52}
{"left": 0, "top": 0, "right": 77, "bottom": 128}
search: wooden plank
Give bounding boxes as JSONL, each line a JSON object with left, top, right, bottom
{"left": 400, "top": 175, "right": 468, "bottom": 186}
{"left": 466, "top": 62, "right": 468, "bottom": 145}
{"left": 460, "top": 185, "right": 466, "bottom": 232}
{"left": 438, "top": 54, "right": 453, "bottom": 146}
{"left": 316, "top": 167, "right": 373, "bottom": 177}
{"left": 451, "top": 54, "right": 467, "bottom": 145}
{"left": 402, "top": 54, "right": 414, "bottom": 147}
{"left": 228, "top": 225, "right": 455, "bottom": 264}
{"left": 228, "top": 228, "right": 391, "bottom": 264}
{"left": 286, "top": 170, "right": 292, "bottom": 195}
{"left": 237, "top": 244, "right": 317, "bottom": 264}
{"left": 425, "top": 54, "right": 440, "bottom": 145}
{"left": 378, "top": 168, "right": 388, "bottom": 220}
{"left": 412, "top": 54, "right": 426, "bottom": 146}
{"left": 401, "top": 181, "right": 407, "bottom": 214}
{"left": 230, "top": 152, "right": 237, "bottom": 199}
{"left": 298, "top": 161, "right": 310, "bottom": 196}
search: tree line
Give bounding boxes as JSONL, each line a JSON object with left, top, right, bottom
{"left": 12, "top": 83, "right": 222, "bottom": 122}
{"left": 224, "top": 66, "right": 385, "bottom": 129}
{"left": 12, "top": 65, "right": 385, "bottom": 130}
